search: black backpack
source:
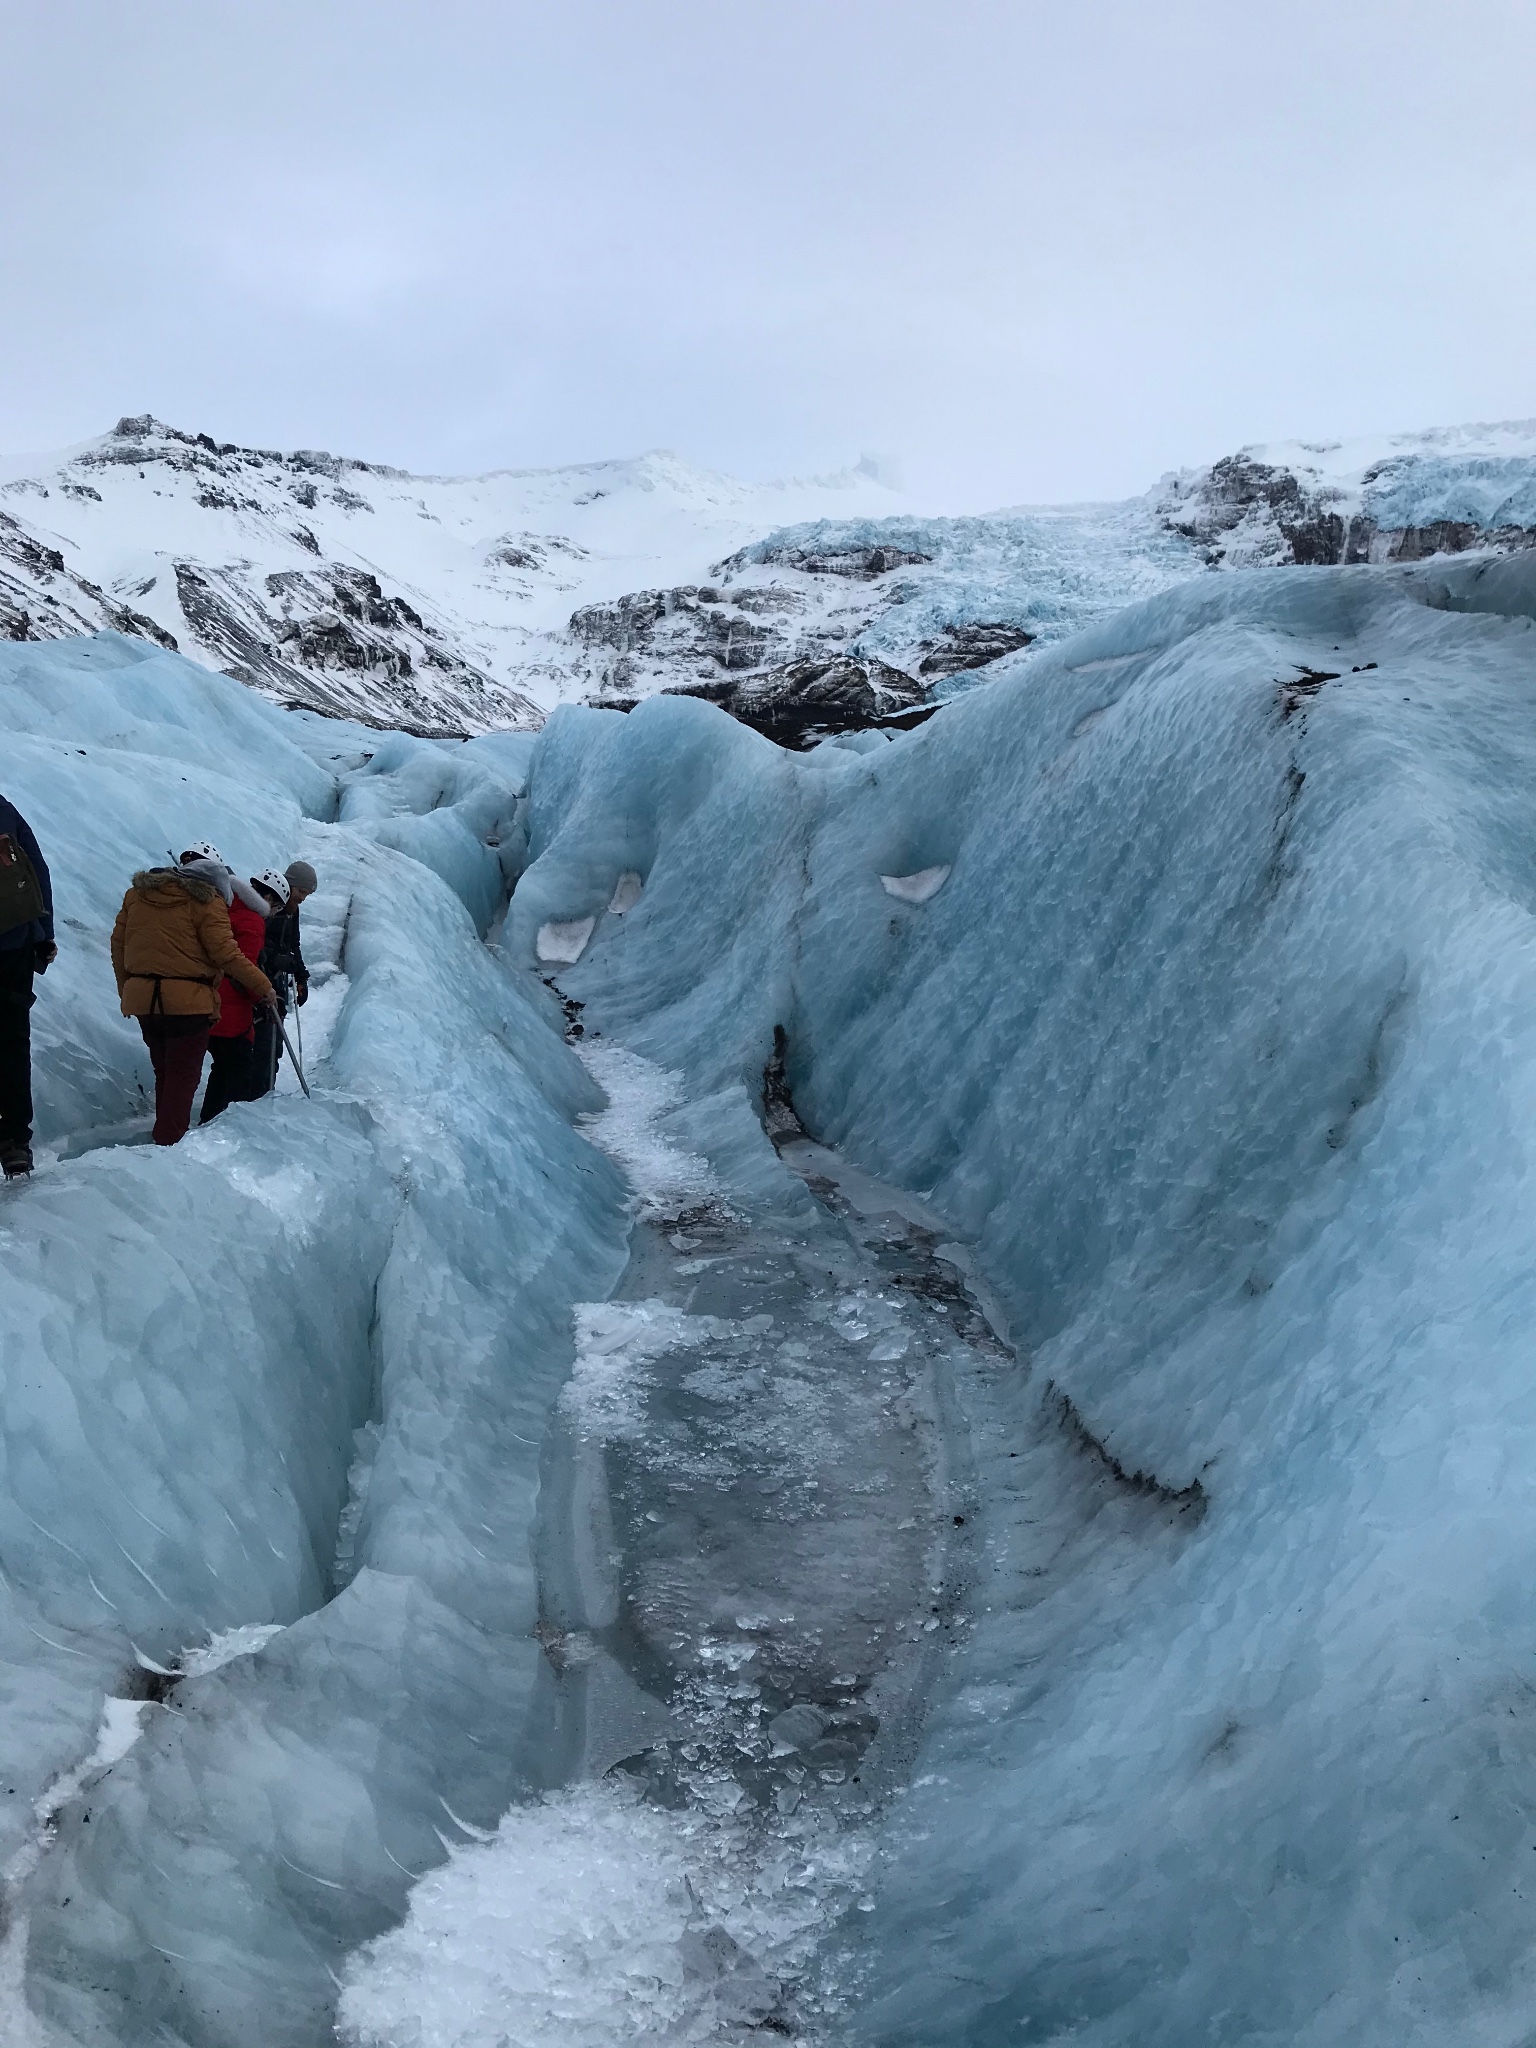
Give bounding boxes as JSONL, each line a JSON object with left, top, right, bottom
{"left": 0, "top": 833, "right": 45, "bottom": 938}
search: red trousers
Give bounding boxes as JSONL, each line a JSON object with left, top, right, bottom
{"left": 138, "top": 1016, "right": 211, "bottom": 1146}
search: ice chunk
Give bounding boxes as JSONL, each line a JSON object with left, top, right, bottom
{"left": 559, "top": 1300, "right": 713, "bottom": 1443}
{"left": 178, "top": 1625, "right": 286, "bottom": 1679}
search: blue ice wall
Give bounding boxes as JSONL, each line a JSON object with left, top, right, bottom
{"left": 515, "top": 555, "right": 1536, "bottom": 2044}
{"left": 0, "top": 635, "right": 628, "bottom": 2045}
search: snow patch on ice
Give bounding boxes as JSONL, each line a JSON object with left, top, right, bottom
{"left": 178, "top": 1624, "right": 286, "bottom": 1679}
{"left": 537, "top": 915, "right": 596, "bottom": 963}
{"left": 576, "top": 1043, "right": 721, "bottom": 1222}
{"left": 337, "top": 1781, "right": 697, "bottom": 2048}
{"left": 609, "top": 870, "right": 645, "bottom": 915}
{"left": 879, "top": 865, "right": 951, "bottom": 904}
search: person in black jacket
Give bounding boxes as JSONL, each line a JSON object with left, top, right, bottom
{"left": 251, "top": 859, "right": 315, "bottom": 1098}
{"left": 0, "top": 794, "right": 56, "bottom": 1179}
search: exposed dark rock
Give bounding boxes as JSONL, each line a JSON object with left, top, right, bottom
{"left": 1385, "top": 519, "right": 1525, "bottom": 561}
{"left": 670, "top": 653, "right": 930, "bottom": 750}
{"left": 1163, "top": 455, "right": 1349, "bottom": 567}
{"left": 485, "top": 532, "right": 586, "bottom": 576}
{"left": 739, "top": 540, "right": 933, "bottom": 579}
{"left": 916, "top": 622, "right": 1034, "bottom": 675}
{"left": 720, "top": 586, "right": 803, "bottom": 616}
{"left": 570, "top": 586, "right": 686, "bottom": 650}
{"left": 1163, "top": 451, "right": 1536, "bottom": 568}
{"left": 0, "top": 515, "right": 66, "bottom": 580}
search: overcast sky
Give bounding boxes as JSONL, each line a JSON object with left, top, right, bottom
{"left": 2, "top": 0, "right": 1531, "bottom": 508}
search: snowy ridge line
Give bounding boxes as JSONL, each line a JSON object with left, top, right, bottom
{"left": 7, "top": 410, "right": 1536, "bottom": 747}
{"left": 0, "top": 417, "right": 905, "bottom": 736}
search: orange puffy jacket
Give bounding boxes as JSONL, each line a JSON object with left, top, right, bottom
{"left": 111, "top": 869, "right": 274, "bottom": 1023}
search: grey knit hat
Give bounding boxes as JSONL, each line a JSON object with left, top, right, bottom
{"left": 285, "top": 859, "right": 318, "bottom": 897}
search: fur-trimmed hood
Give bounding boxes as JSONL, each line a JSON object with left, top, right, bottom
{"left": 131, "top": 866, "right": 223, "bottom": 905}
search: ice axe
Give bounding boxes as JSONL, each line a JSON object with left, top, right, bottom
{"left": 271, "top": 994, "right": 311, "bottom": 1098}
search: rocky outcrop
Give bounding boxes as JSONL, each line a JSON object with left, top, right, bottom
{"left": 1160, "top": 449, "right": 1536, "bottom": 568}
{"left": 915, "top": 622, "right": 1034, "bottom": 675}
{"left": 736, "top": 539, "right": 933, "bottom": 579}
{"left": 173, "top": 561, "right": 539, "bottom": 735}
{"left": 669, "top": 654, "right": 930, "bottom": 750}
{"left": 0, "top": 511, "right": 179, "bottom": 650}
{"left": 568, "top": 580, "right": 935, "bottom": 745}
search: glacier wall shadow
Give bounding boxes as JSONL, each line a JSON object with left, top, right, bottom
{"left": 514, "top": 554, "right": 1536, "bottom": 2044}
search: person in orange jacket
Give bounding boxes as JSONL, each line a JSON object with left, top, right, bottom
{"left": 110, "top": 845, "right": 274, "bottom": 1146}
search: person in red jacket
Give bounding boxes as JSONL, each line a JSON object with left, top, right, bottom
{"left": 199, "top": 867, "right": 289, "bottom": 1124}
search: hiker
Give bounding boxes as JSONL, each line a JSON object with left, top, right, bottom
{"left": 0, "top": 793, "right": 55, "bottom": 1180}
{"left": 252, "top": 859, "right": 315, "bottom": 1098}
{"left": 111, "top": 844, "right": 274, "bottom": 1146}
{"left": 199, "top": 866, "right": 288, "bottom": 1124}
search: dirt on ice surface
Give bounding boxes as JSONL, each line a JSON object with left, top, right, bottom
{"left": 338, "top": 1038, "right": 996, "bottom": 2046}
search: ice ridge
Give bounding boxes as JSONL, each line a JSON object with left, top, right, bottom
{"left": 505, "top": 548, "right": 1536, "bottom": 2045}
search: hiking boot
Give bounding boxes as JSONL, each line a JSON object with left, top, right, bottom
{"left": 0, "top": 1141, "right": 33, "bottom": 1180}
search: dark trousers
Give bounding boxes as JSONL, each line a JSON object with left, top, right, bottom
{"left": 138, "top": 1016, "right": 210, "bottom": 1146}
{"left": 0, "top": 947, "right": 34, "bottom": 1150}
{"left": 199, "top": 1033, "right": 258, "bottom": 1124}
{"left": 250, "top": 1006, "right": 282, "bottom": 1099}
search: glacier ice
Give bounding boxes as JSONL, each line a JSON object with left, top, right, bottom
{"left": 496, "top": 550, "right": 1536, "bottom": 2045}
{"left": 0, "top": 633, "right": 629, "bottom": 2043}
{"left": 11, "top": 534, "right": 1536, "bottom": 2046}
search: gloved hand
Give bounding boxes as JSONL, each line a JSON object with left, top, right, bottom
{"left": 296, "top": 982, "right": 308, "bottom": 1007}
{"left": 34, "top": 942, "right": 57, "bottom": 974}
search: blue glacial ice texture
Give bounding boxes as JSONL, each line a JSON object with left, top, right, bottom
{"left": 1362, "top": 453, "right": 1536, "bottom": 534}
{"left": 508, "top": 554, "right": 1536, "bottom": 2044}
{"left": 0, "top": 634, "right": 629, "bottom": 2044}
{"left": 726, "top": 508, "right": 1202, "bottom": 682}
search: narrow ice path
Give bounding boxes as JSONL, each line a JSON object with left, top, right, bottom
{"left": 340, "top": 1037, "right": 995, "bottom": 2045}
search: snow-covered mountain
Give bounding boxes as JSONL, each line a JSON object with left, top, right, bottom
{"left": 0, "top": 417, "right": 907, "bottom": 735}
{"left": 4, "top": 415, "right": 1536, "bottom": 745}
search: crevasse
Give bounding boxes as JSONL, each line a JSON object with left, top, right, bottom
{"left": 500, "top": 552, "right": 1536, "bottom": 2045}
{"left": 7, "top": 545, "right": 1536, "bottom": 2043}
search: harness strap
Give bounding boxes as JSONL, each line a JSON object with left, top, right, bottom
{"left": 144, "top": 972, "right": 217, "bottom": 1017}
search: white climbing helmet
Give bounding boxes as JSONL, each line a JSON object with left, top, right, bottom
{"left": 179, "top": 840, "right": 226, "bottom": 867}
{"left": 253, "top": 867, "right": 291, "bottom": 907}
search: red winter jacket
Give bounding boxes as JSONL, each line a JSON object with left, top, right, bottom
{"left": 210, "top": 898, "right": 268, "bottom": 1041}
